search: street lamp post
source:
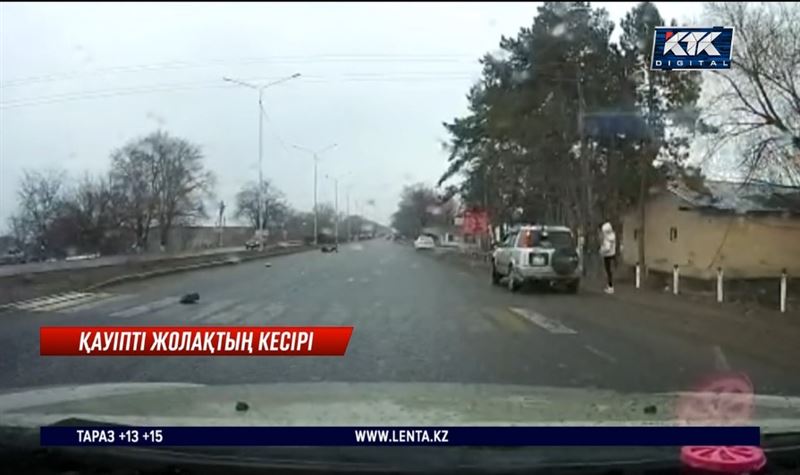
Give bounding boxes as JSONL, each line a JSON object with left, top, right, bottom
{"left": 345, "top": 185, "right": 353, "bottom": 241}
{"left": 223, "top": 73, "right": 301, "bottom": 250}
{"left": 324, "top": 173, "right": 349, "bottom": 247}
{"left": 292, "top": 143, "right": 337, "bottom": 245}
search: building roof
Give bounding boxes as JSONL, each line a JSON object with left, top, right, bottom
{"left": 667, "top": 180, "right": 800, "bottom": 215}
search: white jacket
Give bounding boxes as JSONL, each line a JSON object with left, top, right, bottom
{"left": 599, "top": 222, "right": 616, "bottom": 257}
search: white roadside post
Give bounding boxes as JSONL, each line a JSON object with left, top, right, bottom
{"left": 780, "top": 268, "right": 787, "bottom": 313}
{"left": 635, "top": 262, "right": 641, "bottom": 289}
{"left": 717, "top": 267, "right": 724, "bottom": 303}
{"left": 673, "top": 265, "right": 679, "bottom": 295}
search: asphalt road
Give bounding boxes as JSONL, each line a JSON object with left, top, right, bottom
{"left": 1, "top": 238, "right": 798, "bottom": 396}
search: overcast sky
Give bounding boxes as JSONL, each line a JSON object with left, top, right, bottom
{"left": 0, "top": 2, "right": 704, "bottom": 231}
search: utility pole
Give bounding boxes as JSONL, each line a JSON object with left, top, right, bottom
{"left": 345, "top": 186, "right": 352, "bottom": 242}
{"left": 334, "top": 178, "right": 339, "bottom": 247}
{"left": 257, "top": 89, "right": 263, "bottom": 243}
{"left": 217, "top": 200, "right": 225, "bottom": 247}
{"left": 223, "top": 73, "right": 301, "bottom": 250}
{"left": 313, "top": 155, "right": 319, "bottom": 244}
{"left": 292, "top": 143, "right": 337, "bottom": 245}
{"left": 324, "top": 172, "right": 348, "bottom": 247}
{"left": 638, "top": 71, "right": 655, "bottom": 277}
{"left": 576, "top": 65, "right": 593, "bottom": 276}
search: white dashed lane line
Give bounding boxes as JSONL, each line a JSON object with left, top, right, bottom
{"left": 584, "top": 344, "right": 617, "bottom": 364}
{"left": 508, "top": 307, "right": 578, "bottom": 334}
{"left": 109, "top": 296, "right": 178, "bottom": 318}
{"left": 58, "top": 293, "right": 135, "bottom": 314}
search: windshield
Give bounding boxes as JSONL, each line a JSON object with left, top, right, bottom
{"left": 519, "top": 230, "right": 574, "bottom": 249}
{"left": 2, "top": 0, "right": 800, "bottom": 463}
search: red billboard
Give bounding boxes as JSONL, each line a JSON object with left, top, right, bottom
{"left": 462, "top": 210, "right": 489, "bottom": 235}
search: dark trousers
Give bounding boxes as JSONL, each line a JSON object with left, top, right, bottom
{"left": 603, "top": 256, "right": 616, "bottom": 287}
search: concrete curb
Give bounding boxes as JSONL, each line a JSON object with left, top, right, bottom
{"left": 85, "top": 246, "right": 314, "bottom": 291}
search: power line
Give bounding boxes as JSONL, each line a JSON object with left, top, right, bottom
{"left": 0, "top": 67, "right": 594, "bottom": 110}
{"left": 0, "top": 54, "right": 478, "bottom": 89}
{"left": 0, "top": 72, "right": 479, "bottom": 109}
{"left": 259, "top": 105, "right": 294, "bottom": 158}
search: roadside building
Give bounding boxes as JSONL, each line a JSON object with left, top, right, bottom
{"left": 621, "top": 180, "right": 800, "bottom": 279}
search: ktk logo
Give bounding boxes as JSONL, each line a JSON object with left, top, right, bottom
{"left": 663, "top": 31, "right": 721, "bottom": 56}
{"left": 651, "top": 27, "right": 734, "bottom": 71}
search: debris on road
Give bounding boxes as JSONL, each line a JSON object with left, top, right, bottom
{"left": 180, "top": 293, "right": 200, "bottom": 304}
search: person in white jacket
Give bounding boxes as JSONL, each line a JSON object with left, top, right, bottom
{"left": 599, "top": 222, "right": 616, "bottom": 294}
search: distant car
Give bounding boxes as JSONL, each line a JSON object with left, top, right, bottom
{"left": 413, "top": 235, "right": 435, "bottom": 250}
{"left": 0, "top": 249, "right": 27, "bottom": 266}
{"left": 491, "top": 224, "right": 581, "bottom": 293}
{"left": 244, "top": 239, "right": 260, "bottom": 250}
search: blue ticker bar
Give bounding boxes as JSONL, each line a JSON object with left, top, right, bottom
{"left": 40, "top": 426, "right": 761, "bottom": 447}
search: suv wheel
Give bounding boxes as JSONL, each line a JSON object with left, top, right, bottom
{"left": 491, "top": 260, "right": 501, "bottom": 285}
{"left": 507, "top": 265, "right": 520, "bottom": 292}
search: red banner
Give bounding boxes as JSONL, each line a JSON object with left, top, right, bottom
{"left": 40, "top": 326, "right": 353, "bottom": 356}
{"left": 462, "top": 210, "right": 489, "bottom": 235}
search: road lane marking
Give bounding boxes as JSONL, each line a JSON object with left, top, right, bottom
{"left": 225, "top": 303, "right": 263, "bottom": 323}
{"left": 9, "top": 292, "right": 92, "bottom": 310}
{"left": 712, "top": 345, "right": 730, "bottom": 371}
{"left": 2, "top": 291, "right": 121, "bottom": 313}
{"left": 263, "top": 302, "right": 287, "bottom": 321}
{"left": 193, "top": 302, "right": 263, "bottom": 324}
{"left": 483, "top": 308, "right": 530, "bottom": 333}
{"left": 584, "top": 345, "right": 617, "bottom": 363}
{"left": 508, "top": 307, "right": 578, "bottom": 334}
{"left": 36, "top": 292, "right": 114, "bottom": 312}
{"left": 1, "top": 292, "right": 76, "bottom": 309}
{"left": 59, "top": 293, "right": 135, "bottom": 314}
{"left": 186, "top": 299, "right": 239, "bottom": 322}
{"left": 109, "top": 296, "right": 177, "bottom": 318}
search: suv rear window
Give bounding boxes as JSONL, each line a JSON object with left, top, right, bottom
{"left": 518, "top": 230, "right": 574, "bottom": 249}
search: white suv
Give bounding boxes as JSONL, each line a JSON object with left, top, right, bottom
{"left": 491, "top": 225, "right": 581, "bottom": 293}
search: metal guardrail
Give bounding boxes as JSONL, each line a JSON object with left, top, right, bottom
{"left": 0, "top": 245, "right": 312, "bottom": 306}
{"left": 0, "top": 246, "right": 248, "bottom": 277}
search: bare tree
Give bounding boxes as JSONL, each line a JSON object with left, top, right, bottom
{"left": 151, "top": 132, "right": 215, "bottom": 246}
{"left": 391, "top": 183, "right": 441, "bottom": 238}
{"left": 110, "top": 131, "right": 215, "bottom": 249}
{"left": 704, "top": 2, "right": 800, "bottom": 184}
{"left": 110, "top": 141, "right": 160, "bottom": 249}
{"left": 12, "top": 169, "right": 66, "bottom": 256}
{"left": 234, "top": 180, "right": 288, "bottom": 232}
{"left": 54, "top": 173, "right": 126, "bottom": 254}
